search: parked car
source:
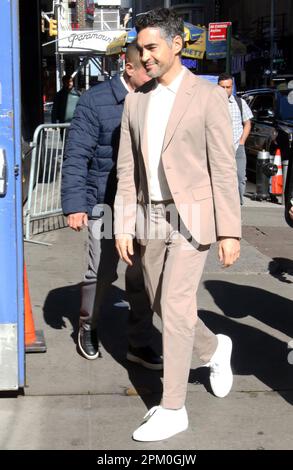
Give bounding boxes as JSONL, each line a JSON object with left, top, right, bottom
{"left": 242, "top": 87, "right": 293, "bottom": 178}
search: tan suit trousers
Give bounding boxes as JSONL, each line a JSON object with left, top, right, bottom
{"left": 141, "top": 202, "right": 218, "bottom": 409}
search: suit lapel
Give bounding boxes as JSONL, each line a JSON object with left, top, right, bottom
{"left": 163, "top": 71, "right": 198, "bottom": 152}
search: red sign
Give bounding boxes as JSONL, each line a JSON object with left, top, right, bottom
{"left": 208, "top": 22, "right": 231, "bottom": 41}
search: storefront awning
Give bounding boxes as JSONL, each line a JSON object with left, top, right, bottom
{"left": 106, "top": 23, "right": 207, "bottom": 56}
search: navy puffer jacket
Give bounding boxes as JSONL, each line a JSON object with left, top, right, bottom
{"left": 61, "top": 74, "right": 127, "bottom": 216}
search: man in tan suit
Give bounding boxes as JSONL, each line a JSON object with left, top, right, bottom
{"left": 115, "top": 8, "right": 241, "bottom": 442}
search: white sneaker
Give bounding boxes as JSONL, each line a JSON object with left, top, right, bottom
{"left": 132, "top": 405, "right": 188, "bottom": 442}
{"left": 209, "top": 334, "right": 233, "bottom": 398}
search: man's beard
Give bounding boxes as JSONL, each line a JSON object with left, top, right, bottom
{"left": 145, "top": 64, "right": 162, "bottom": 79}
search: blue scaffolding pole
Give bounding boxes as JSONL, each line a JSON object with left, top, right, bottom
{"left": 0, "top": 0, "right": 24, "bottom": 390}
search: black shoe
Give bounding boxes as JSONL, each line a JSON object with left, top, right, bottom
{"left": 78, "top": 323, "right": 101, "bottom": 360}
{"left": 127, "top": 345, "right": 163, "bottom": 370}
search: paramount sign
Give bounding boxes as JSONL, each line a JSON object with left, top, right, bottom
{"left": 58, "top": 29, "right": 123, "bottom": 53}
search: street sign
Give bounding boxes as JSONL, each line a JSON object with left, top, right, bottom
{"left": 208, "top": 22, "right": 231, "bottom": 41}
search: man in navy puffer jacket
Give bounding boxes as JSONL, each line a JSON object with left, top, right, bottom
{"left": 62, "top": 45, "right": 162, "bottom": 369}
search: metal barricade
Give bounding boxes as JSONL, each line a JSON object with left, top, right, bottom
{"left": 24, "top": 123, "right": 70, "bottom": 243}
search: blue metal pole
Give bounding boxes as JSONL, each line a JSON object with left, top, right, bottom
{"left": 12, "top": 0, "right": 25, "bottom": 388}
{"left": 0, "top": 0, "right": 24, "bottom": 390}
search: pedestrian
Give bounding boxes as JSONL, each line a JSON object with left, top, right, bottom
{"left": 115, "top": 8, "right": 241, "bottom": 442}
{"left": 61, "top": 44, "right": 162, "bottom": 370}
{"left": 218, "top": 72, "right": 253, "bottom": 205}
{"left": 51, "top": 74, "right": 80, "bottom": 123}
{"left": 285, "top": 153, "right": 293, "bottom": 225}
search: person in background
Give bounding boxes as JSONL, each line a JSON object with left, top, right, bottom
{"left": 285, "top": 154, "right": 293, "bottom": 225}
{"left": 51, "top": 74, "right": 80, "bottom": 123}
{"left": 218, "top": 72, "right": 253, "bottom": 205}
{"left": 61, "top": 44, "right": 162, "bottom": 371}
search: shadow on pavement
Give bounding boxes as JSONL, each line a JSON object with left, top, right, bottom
{"left": 190, "top": 310, "right": 293, "bottom": 405}
{"left": 43, "top": 283, "right": 163, "bottom": 409}
{"left": 43, "top": 283, "right": 81, "bottom": 342}
{"left": 197, "top": 280, "right": 293, "bottom": 404}
{"left": 98, "top": 286, "right": 163, "bottom": 409}
{"left": 42, "top": 279, "right": 293, "bottom": 406}
{"left": 204, "top": 280, "right": 293, "bottom": 338}
{"left": 268, "top": 258, "right": 293, "bottom": 284}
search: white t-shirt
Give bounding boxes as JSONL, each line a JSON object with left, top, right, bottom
{"left": 146, "top": 67, "right": 186, "bottom": 201}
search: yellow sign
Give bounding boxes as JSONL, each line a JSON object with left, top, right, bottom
{"left": 182, "top": 29, "right": 206, "bottom": 60}
{"left": 106, "top": 32, "right": 127, "bottom": 55}
{"left": 183, "top": 26, "right": 192, "bottom": 42}
{"left": 49, "top": 19, "right": 58, "bottom": 37}
{"left": 182, "top": 47, "right": 205, "bottom": 59}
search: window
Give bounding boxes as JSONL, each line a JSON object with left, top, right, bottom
{"left": 94, "top": 8, "right": 119, "bottom": 30}
{"left": 279, "top": 91, "right": 293, "bottom": 120}
{"left": 250, "top": 94, "right": 275, "bottom": 117}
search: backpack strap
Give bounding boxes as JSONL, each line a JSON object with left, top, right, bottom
{"left": 234, "top": 96, "right": 244, "bottom": 123}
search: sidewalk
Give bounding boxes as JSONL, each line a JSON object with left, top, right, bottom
{"left": 1, "top": 196, "right": 292, "bottom": 450}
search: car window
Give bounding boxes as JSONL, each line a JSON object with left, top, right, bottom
{"left": 243, "top": 94, "right": 255, "bottom": 107}
{"left": 250, "top": 94, "right": 274, "bottom": 117}
{"left": 278, "top": 90, "right": 293, "bottom": 120}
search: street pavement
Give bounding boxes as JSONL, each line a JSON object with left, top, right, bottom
{"left": 0, "top": 193, "right": 292, "bottom": 450}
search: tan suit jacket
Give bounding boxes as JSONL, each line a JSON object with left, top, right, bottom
{"left": 114, "top": 69, "right": 241, "bottom": 245}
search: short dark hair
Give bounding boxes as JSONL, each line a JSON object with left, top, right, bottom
{"left": 125, "top": 42, "right": 141, "bottom": 69}
{"left": 218, "top": 72, "right": 233, "bottom": 83}
{"left": 135, "top": 8, "right": 184, "bottom": 46}
{"left": 62, "top": 74, "right": 72, "bottom": 85}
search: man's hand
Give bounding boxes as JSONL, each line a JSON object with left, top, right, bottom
{"left": 67, "top": 212, "right": 88, "bottom": 231}
{"left": 115, "top": 234, "right": 134, "bottom": 266}
{"left": 289, "top": 206, "right": 293, "bottom": 220}
{"left": 218, "top": 237, "right": 240, "bottom": 267}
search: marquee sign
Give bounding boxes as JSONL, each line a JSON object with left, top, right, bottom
{"left": 58, "top": 29, "right": 122, "bottom": 53}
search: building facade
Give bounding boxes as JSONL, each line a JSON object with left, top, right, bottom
{"left": 219, "top": 0, "right": 293, "bottom": 88}
{"left": 134, "top": 0, "right": 217, "bottom": 25}
{"left": 132, "top": 0, "right": 293, "bottom": 88}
